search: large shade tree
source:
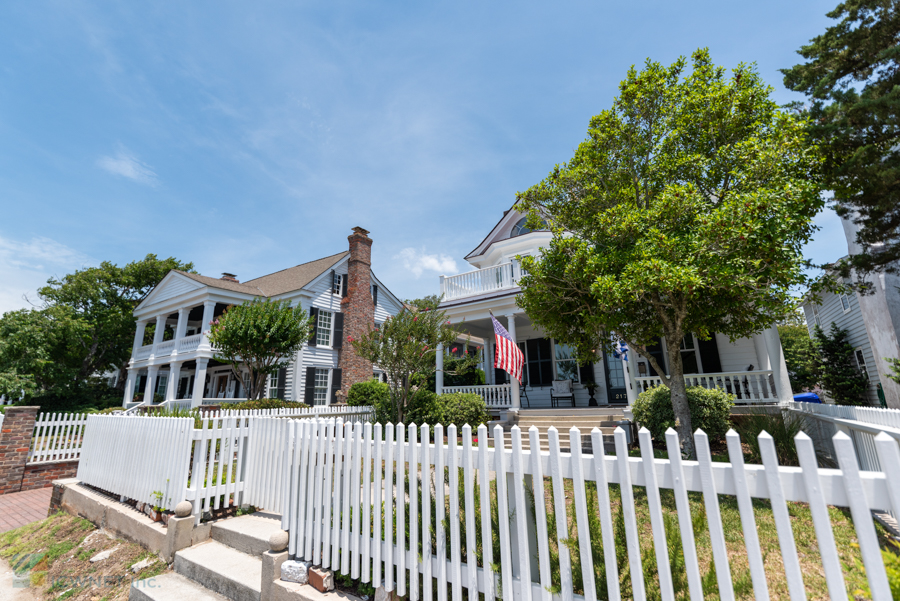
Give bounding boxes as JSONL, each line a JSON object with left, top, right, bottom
{"left": 207, "top": 299, "right": 312, "bottom": 400}
{"left": 516, "top": 49, "right": 823, "bottom": 458}
{"left": 0, "top": 255, "right": 194, "bottom": 397}
{"left": 782, "top": 0, "right": 900, "bottom": 277}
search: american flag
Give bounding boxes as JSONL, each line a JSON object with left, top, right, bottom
{"left": 491, "top": 314, "right": 524, "bottom": 384}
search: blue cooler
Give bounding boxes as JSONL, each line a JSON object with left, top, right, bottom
{"left": 793, "top": 392, "right": 821, "bottom": 403}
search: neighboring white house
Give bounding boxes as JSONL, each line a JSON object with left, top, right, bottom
{"left": 123, "top": 227, "right": 403, "bottom": 408}
{"left": 801, "top": 217, "right": 900, "bottom": 408}
{"left": 436, "top": 206, "right": 794, "bottom": 412}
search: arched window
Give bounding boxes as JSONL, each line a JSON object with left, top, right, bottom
{"left": 511, "top": 217, "right": 546, "bottom": 237}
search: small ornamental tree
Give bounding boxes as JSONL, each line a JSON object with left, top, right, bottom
{"left": 778, "top": 313, "right": 820, "bottom": 392}
{"left": 814, "top": 323, "right": 869, "bottom": 405}
{"left": 207, "top": 299, "right": 312, "bottom": 400}
{"left": 350, "top": 297, "right": 478, "bottom": 424}
{"left": 516, "top": 49, "right": 823, "bottom": 458}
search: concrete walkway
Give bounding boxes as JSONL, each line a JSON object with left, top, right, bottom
{"left": 0, "top": 489, "right": 51, "bottom": 534}
{"left": 0, "top": 558, "right": 38, "bottom": 601}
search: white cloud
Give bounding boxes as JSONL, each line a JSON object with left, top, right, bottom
{"left": 96, "top": 148, "right": 158, "bottom": 185}
{"left": 394, "top": 247, "right": 457, "bottom": 279}
{"left": 0, "top": 235, "right": 95, "bottom": 315}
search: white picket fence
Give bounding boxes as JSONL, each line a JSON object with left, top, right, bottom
{"left": 28, "top": 412, "right": 90, "bottom": 464}
{"left": 75, "top": 409, "right": 374, "bottom": 523}
{"left": 259, "top": 417, "right": 897, "bottom": 601}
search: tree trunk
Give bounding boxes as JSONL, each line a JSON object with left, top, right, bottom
{"left": 666, "top": 340, "right": 696, "bottom": 460}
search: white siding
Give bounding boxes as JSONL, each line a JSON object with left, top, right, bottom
{"left": 805, "top": 290, "right": 881, "bottom": 405}
{"left": 716, "top": 334, "right": 759, "bottom": 372}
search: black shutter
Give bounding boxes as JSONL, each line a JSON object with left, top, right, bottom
{"left": 697, "top": 333, "right": 722, "bottom": 374}
{"left": 304, "top": 366, "right": 316, "bottom": 404}
{"left": 330, "top": 269, "right": 336, "bottom": 294}
{"left": 341, "top": 274, "right": 349, "bottom": 299}
{"left": 333, "top": 312, "right": 344, "bottom": 349}
{"left": 188, "top": 376, "right": 194, "bottom": 398}
{"left": 373, "top": 285, "right": 378, "bottom": 306}
{"left": 331, "top": 368, "right": 343, "bottom": 404}
{"left": 275, "top": 367, "right": 287, "bottom": 399}
{"left": 579, "top": 362, "right": 595, "bottom": 383}
{"left": 308, "top": 307, "right": 319, "bottom": 347}
{"left": 494, "top": 368, "right": 508, "bottom": 385}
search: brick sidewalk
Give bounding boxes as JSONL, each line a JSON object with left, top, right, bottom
{"left": 0, "top": 488, "right": 52, "bottom": 534}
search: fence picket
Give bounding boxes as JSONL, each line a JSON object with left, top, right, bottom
{"left": 492, "top": 425, "right": 512, "bottom": 601}
{"left": 397, "top": 423, "right": 407, "bottom": 598}
{"left": 511, "top": 428, "right": 533, "bottom": 601}
{"left": 547, "top": 427, "right": 574, "bottom": 601}
{"left": 449, "top": 425, "right": 463, "bottom": 601}
{"left": 435, "top": 424, "right": 447, "bottom": 601}
{"left": 589, "top": 428, "right": 620, "bottom": 601}
{"left": 477, "top": 424, "right": 494, "bottom": 601}
{"left": 569, "top": 428, "right": 596, "bottom": 601}
{"left": 385, "top": 423, "right": 395, "bottom": 591}
{"left": 696, "top": 430, "right": 735, "bottom": 601}
{"left": 340, "top": 421, "right": 353, "bottom": 575}
{"left": 463, "top": 425, "right": 478, "bottom": 601}
{"left": 614, "top": 427, "right": 645, "bottom": 601}
{"left": 637, "top": 428, "right": 674, "bottom": 601}
{"left": 422, "top": 423, "right": 432, "bottom": 601}
{"left": 362, "top": 422, "right": 373, "bottom": 583}
{"left": 722, "top": 430, "right": 768, "bottom": 601}
{"left": 351, "top": 422, "right": 363, "bottom": 580}
{"left": 373, "top": 423, "right": 383, "bottom": 588}
{"left": 409, "top": 424, "right": 420, "bottom": 601}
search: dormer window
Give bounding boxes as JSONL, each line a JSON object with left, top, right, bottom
{"left": 511, "top": 216, "right": 547, "bottom": 237}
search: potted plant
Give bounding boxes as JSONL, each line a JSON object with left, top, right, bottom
{"left": 584, "top": 381, "right": 600, "bottom": 407}
{"left": 149, "top": 491, "right": 164, "bottom": 522}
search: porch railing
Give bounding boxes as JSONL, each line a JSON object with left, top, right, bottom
{"left": 635, "top": 370, "right": 777, "bottom": 403}
{"left": 440, "top": 262, "right": 519, "bottom": 302}
{"left": 444, "top": 383, "right": 512, "bottom": 408}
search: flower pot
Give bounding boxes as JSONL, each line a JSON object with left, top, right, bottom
{"left": 149, "top": 508, "right": 162, "bottom": 522}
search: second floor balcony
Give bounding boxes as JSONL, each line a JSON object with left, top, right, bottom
{"left": 440, "top": 262, "right": 522, "bottom": 302}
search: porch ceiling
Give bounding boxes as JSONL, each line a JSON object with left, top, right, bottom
{"left": 452, "top": 314, "right": 538, "bottom": 341}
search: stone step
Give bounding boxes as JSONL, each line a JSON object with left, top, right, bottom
{"left": 211, "top": 513, "right": 283, "bottom": 557}
{"left": 130, "top": 573, "right": 229, "bottom": 601}
{"left": 175, "top": 541, "right": 262, "bottom": 601}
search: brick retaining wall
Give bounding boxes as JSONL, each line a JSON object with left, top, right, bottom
{"left": 21, "top": 459, "right": 79, "bottom": 492}
{"left": 0, "top": 406, "right": 79, "bottom": 495}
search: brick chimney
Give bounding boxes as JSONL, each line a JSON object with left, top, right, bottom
{"left": 339, "top": 227, "right": 375, "bottom": 397}
{"left": 221, "top": 273, "right": 239, "bottom": 283}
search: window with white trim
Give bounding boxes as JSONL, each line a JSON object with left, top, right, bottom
{"left": 314, "top": 368, "right": 330, "bottom": 405}
{"left": 840, "top": 294, "right": 851, "bottom": 312}
{"left": 855, "top": 349, "right": 869, "bottom": 379}
{"left": 554, "top": 341, "right": 579, "bottom": 382}
{"left": 333, "top": 272, "right": 342, "bottom": 296}
{"left": 812, "top": 304, "right": 821, "bottom": 327}
{"left": 156, "top": 374, "right": 168, "bottom": 397}
{"left": 317, "top": 310, "right": 333, "bottom": 347}
{"left": 268, "top": 373, "right": 279, "bottom": 398}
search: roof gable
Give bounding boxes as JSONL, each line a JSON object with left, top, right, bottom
{"left": 465, "top": 206, "right": 527, "bottom": 260}
{"left": 137, "top": 271, "right": 206, "bottom": 310}
{"left": 243, "top": 251, "right": 350, "bottom": 296}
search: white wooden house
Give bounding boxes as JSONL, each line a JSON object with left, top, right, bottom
{"left": 436, "top": 207, "right": 795, "bottom": 413}
{"left": 123, "top": 228, "right": 403, "bottom": 408}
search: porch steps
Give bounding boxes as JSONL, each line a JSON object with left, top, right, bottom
{"left": 131, "top": 512, "right": 283, "bottom": 601}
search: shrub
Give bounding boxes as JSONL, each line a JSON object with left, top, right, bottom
{"left": 632, "top": 385, "right": 733, "bottom": 443}
{"left": 407, "top": 392, "right": 490, "bottom": 431}
{"left": 23, "top": 381, "right": 122, "bottom": 414}
{"left": 228, "top": 398, "right": 310, "bottom": 411}
{"left": 347, "top": 379, "right": 390, "bottom": 407}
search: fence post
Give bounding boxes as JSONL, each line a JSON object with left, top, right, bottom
{"left": 0, "top": 406, "right": 39, "bottom": 495}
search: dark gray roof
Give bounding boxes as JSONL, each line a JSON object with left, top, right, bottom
{"left": 176, "top": 251, "right": 349, "bottom": 297}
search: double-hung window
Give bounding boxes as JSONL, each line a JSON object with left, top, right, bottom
{"left": 333, "top": 272, "right": 343, "bottom": 296}
{"left": 314, "top": 368, "right": 330, "bottom": 405}
{"left": 812, "top": 305, "right": 821, "bottom": 327}
{"left": 268, "top": 373, "right": 279, "bottom": 398}
{"left": 554, "top": 342, "right": 579, "bottom": 382}
{"left": 317, "top": 310, "right": 333, "bottom": 347}
{"left": 680, "top": 335, "right": 700, "bottom": 374}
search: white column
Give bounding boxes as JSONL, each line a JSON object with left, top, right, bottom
{"left": 133, "top": 320, "right": 148, "bottom": 352}
{"left": 153, "top": 315, "right": 166, "bottom": 346}
{"left": 166, "top": 362, "right": 183, "bottom": 401}
{"left": 751, "top": 332, "right": 770, "bottom": 372}
{"left": 175, "top": 308, "right": 189, "bottom": 340}
{"left": 505, "top": 313, "right": 521, "bottom": 410}
{"left": 191, "top": 358, "right": 209, "bottom": 408}
{"left": 201, "top": 301, "right": 216, "bottom": 334}
{"left": 144, "top": 365, "right": 159, "bottom": 403}
{"left": 436, "top": 343, "right": 444, "bottom": 395}
{"left": 123, "top": 370, "right": 138, "bottom": 406}
{"left": 763, "top": 325, "right": 794, "bottom": 401}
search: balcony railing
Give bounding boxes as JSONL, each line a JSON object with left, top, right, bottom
{"left": 440, "top": 262, "right": 519, "bottom": 302}
{"left": 178, "top": 333, "right": 203, "bottom": 353}
{"left": 635, "top": 370, "right": 778, "bottom": 404}
{"left": 131, "top": 333, "right": 209, "bottom": 362}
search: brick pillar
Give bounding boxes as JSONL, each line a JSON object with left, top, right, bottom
{"left": 0, "top": 406, "right": 38, "bottom": 495}
{"left": 340, "top": 227, "right": 376, "bottom": 396}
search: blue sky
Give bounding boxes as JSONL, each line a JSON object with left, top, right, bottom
{"left": 0, "top": 1, "right": 845, "bottom": 313}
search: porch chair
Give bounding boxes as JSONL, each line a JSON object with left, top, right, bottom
{"left": 550, "top": 379, "right": 575, "bottom": 408}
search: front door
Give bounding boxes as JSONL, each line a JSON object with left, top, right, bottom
{"left": 605, "top": 353, "right": 628, "bottom": 405}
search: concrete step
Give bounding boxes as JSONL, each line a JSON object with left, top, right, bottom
{"left": 211, "top": 513, "right": 282, "bottom": 557}
{"left": 175, "top": 541, "right": 262, "bottom": 601}
{"left": 130, "top": 573, "right": 229, "bottom": 601}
